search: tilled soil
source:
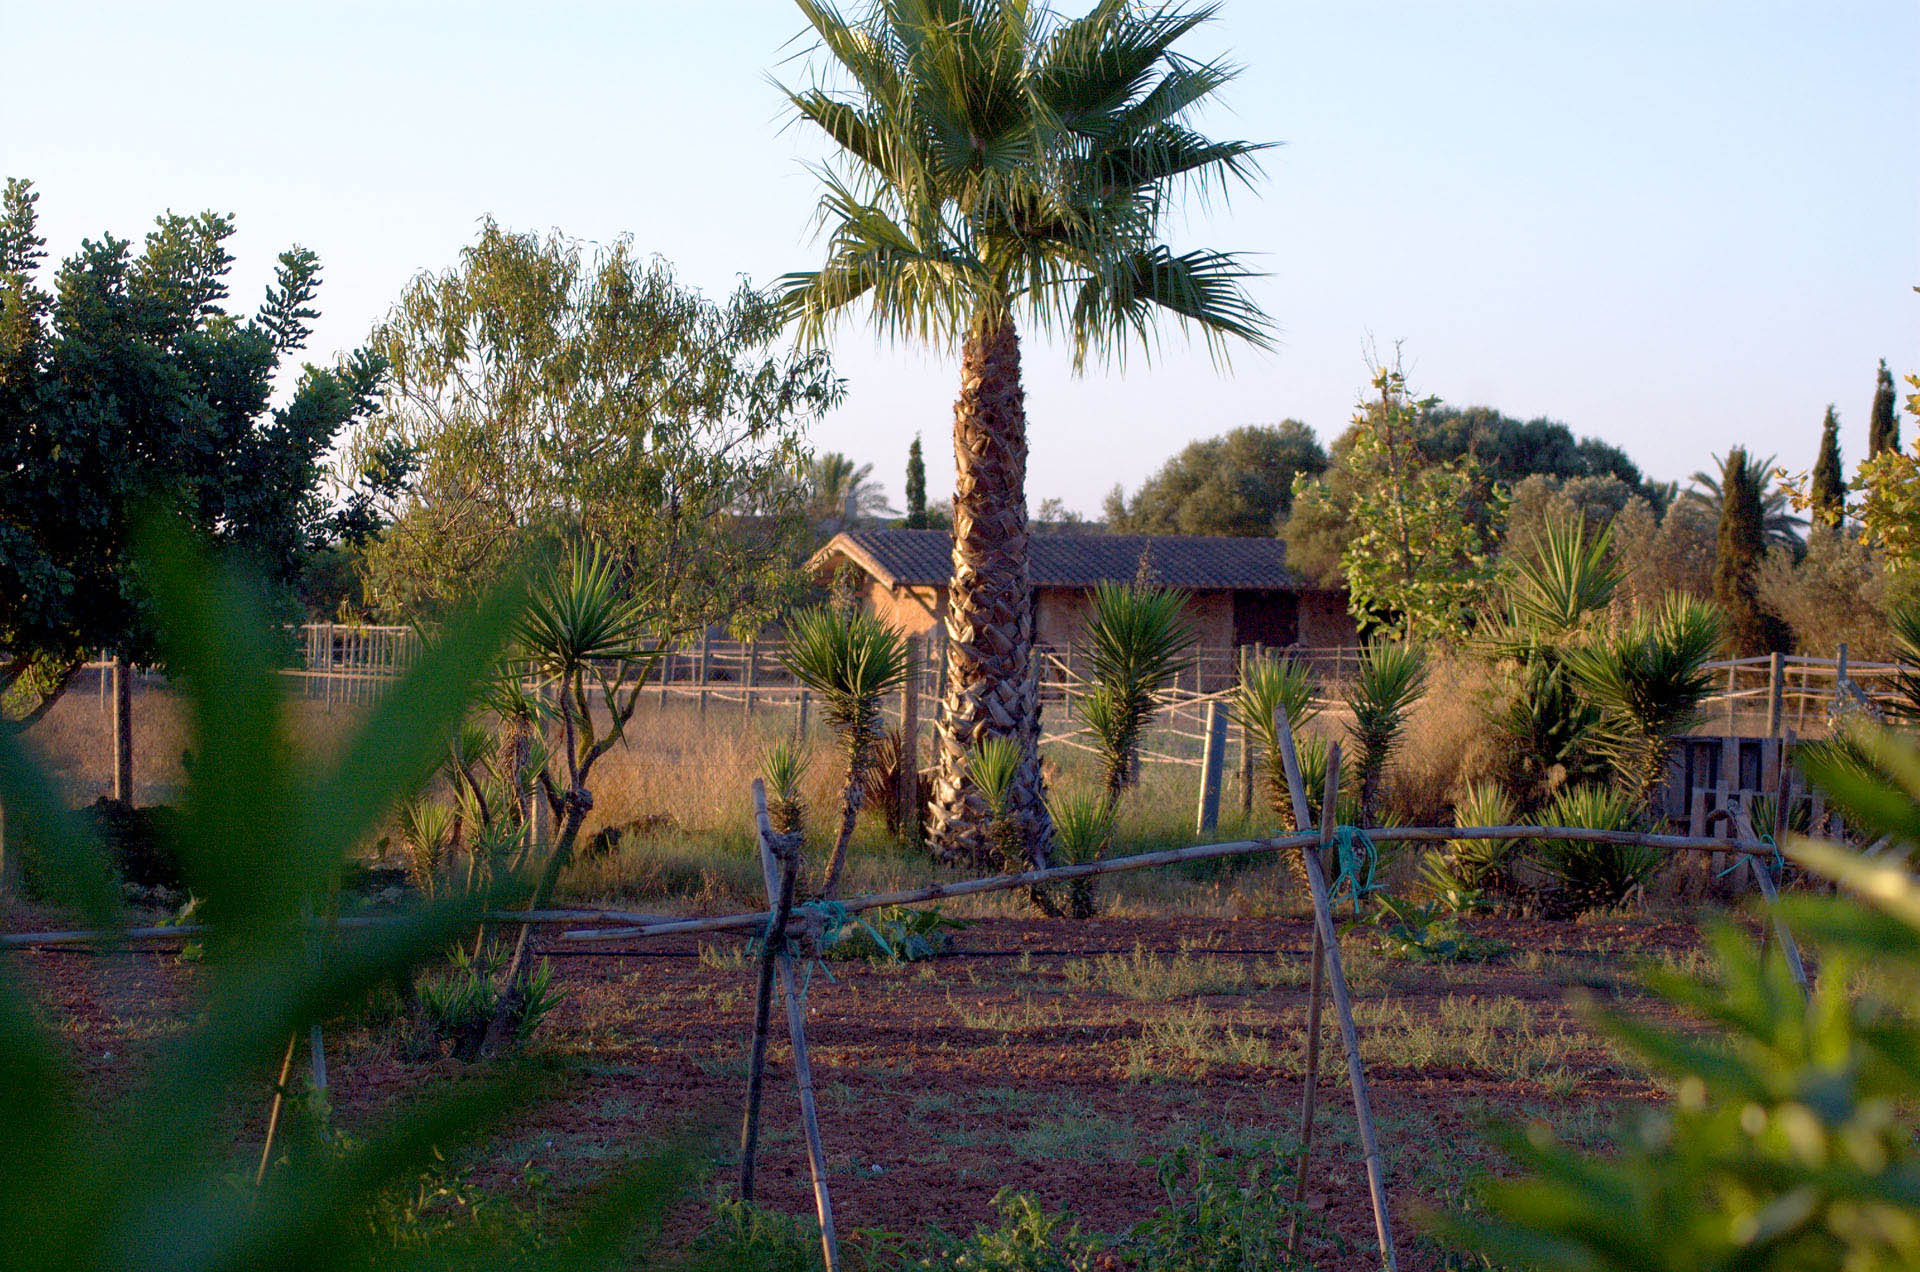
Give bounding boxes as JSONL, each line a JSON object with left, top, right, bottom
{"left": 7, "top": 908, "right": 1701, "bottom": 1270}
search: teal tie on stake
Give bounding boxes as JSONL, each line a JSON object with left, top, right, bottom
{"left": 1717, "top": 832, "right": 1785, "bottom": 882}
{"left": 1331, "top": 825, "right": 1384, "bottom": 915}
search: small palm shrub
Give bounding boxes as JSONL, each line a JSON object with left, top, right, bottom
{"left": 1077, "top": 581, "right": 1197, "bottom": 800}
{"left": 1043, "top": 789, "right": 1113, "bottom": 920}
{"left": 856, "top": 727, "right": 918, "bottom": 842}
{"left": 1420, "top": 780, "right": 1517, "bottom": 912}
{"left": 1228, "top": 654, "right": 1319, "bottom": 830}
{"left": 760, "top": 739, "right": 810, "bottom": 839}
{"left": 1531, "top": 784, "right": 1661, "bottom": 917}
{"left": 1564, "top": 594, "right": 1723, "bottom": 805}
{"left": 968, "top": 736, "right": 1025, "bottom": 871}
{"left": 1346, "top": 643, "right": 1428, "bottom": 823}
{"left": 1438, "top": 725, "right": 1920, "bottom": 1270}
{"left": 411, "top": 949, "right": 561, "bottom": 1063}
{"left": 781, "top": 606, "right": 908, "bottom": 897}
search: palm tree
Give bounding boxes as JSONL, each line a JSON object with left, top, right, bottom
{"left": 778, "top": 0, "right": 1273, "bottom": 863}
{"left": 801, "top": 450, "right": 895, "bottom": 527}
{"left": 781, "top": 606, "right": 910, "bottom": 897}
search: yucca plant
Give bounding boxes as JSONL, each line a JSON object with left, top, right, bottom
{"left": 760, "top": 739, "right": 811, "bottom": 840}
{"left": 856, "top": 728, "right": 917, "bottom": 843}
{"left": 0, "top": 524, "right": 680, "bottom": 1270}
{"left": 1564, "top": 594, "right": 1724, "bottom": 806}
{"left": 1346, "top": 643, "right": 1428, "bottom": 824}
{"left": 1886, "top": 594, "right": 1920, "bottom": 724}
{"left": 395, "top": 800, "right": 459, "bottom": 902}
{"left": 1487, "top": 515, "right": 1623, "bottom": 650}
{"left": 1420, "top": 780, "right": 1518, "bottom": 913}
{"left": 782, "top": 606, "right": 908, "bottom": 897}
{"left": 1043, "top": 789, "right": 1113, "bottom": 920}
{"left": 1530, "top": 783, "right": 1662, "bottom": 918}
{"left": 967, "top": 735, "right": 1026, "bottom": 873}
{"left": 1077, "top": 581, "right": 1197, "bottom": 802}
{"left": 484, "top": 546, "right": 661, "bottom": 1054}
{"left": 1229, "top": 654, "right": 1319, "bottom": 830}
{"left": 1439, "top": 725, "right": 1920, "bottom": 1270}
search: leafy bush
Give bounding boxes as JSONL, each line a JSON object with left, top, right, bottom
{"left": 1123, "top": 1136, "right": 1323, "bottom": 1272}
{"left": 914, "top": 1190, "right": 1102, "bottom": 1272}
{"left": 1371, "top": 895, "right": 1510, "bottom": 964}
{"left": 1436, "top": 723, "right": 1920, "bottom": 1270}
{"left": 1530, "top": 784, "right": 1662, "bottom": 918}
{"left": 825, "top": 905, "right": 970, "bottom": 963}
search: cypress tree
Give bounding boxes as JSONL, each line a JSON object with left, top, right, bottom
{"left": 904, "top": 434, "right": 929, "bottom": 528}
{"left": 1810, "top": 404, "right": 1845, "bottom": 527}
{"left": 1869, "top": 358, "right": 1899, "bottom": 456}
{"left": 1713, "top": 447, "right": 1791, "bottom": 654}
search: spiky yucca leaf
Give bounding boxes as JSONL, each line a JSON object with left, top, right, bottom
{"left": 1077, "top": 581, "right": 1196, "bottom": 798}
{"left": 761, "top": 739, "right": 811, "bottom": 840}
{"left": 1346, "top": 643, "right": 1427, "bottom": 823}
{"left": 1531, "top": 784, "right": 1660, "bottom": 917}
{"left": 1564, "top": 594, "right": 1724, "bottom": 802}
{"left": 1229, "top": 653, "right": 1319, "bottom": 828}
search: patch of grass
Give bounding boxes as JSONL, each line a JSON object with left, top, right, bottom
{"left": 1355, "top": 994, "right": 1595, "bottom": 1085}
{"left": 1060, "top": 945, "right": 1306, "bottom": 1000}
{"left": 1124, "top": 1005, "right": 1282, "bottom": 1082}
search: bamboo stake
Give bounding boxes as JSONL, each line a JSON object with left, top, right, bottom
{"left": 1281, "top": 710, "right": 1330, "bottom": 1256}
{"left": 255, "top": 1033, "right": 299, "bottom": 1187}
{"left": 751, "top": 785, "right": 841, "bottom": 1272}
{"left": 740, "top": 780, "right": 800, "bottom": 1202}
{"left": 1293, "top": 740, "right": 1398, "bottom": 1271}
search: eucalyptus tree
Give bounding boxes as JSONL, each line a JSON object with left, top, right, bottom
{"left": 354, "top": 220, "right": 841, "bottom": 638}
{"left": 778, "top": 0, "right": 1274, "bottom": 863}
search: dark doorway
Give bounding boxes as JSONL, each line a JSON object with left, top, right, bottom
{"left": 1233, "top": 590, "right": 1299, "bottom": 647}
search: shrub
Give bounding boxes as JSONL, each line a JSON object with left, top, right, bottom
{"left": 1420, "top": 780, "right": 1517, "bottom": 912}
{"left": 914, "top": 1190, "right": 1102, "bottom": 1272}
{"left": 1436, "top": 725, "right": 1920, "bottom": 1270}
{"left": 411, "top": 949, "right": 561, "bottom": 1062}
{"left": 1228, "top": 654, "right": 1319, "bottom": 829}
{"left": 1042, "top": 789, "right": 1113, "bottom": 920}
{"left": 1076, "top": 581, "right": 1197, "bottom": 800}
{"left": 1530, "top": 784, "right": 1662, "bottom": 918}
{"left": 825, "top": 905, "right": 969, "bottom": 963}
{"left": 1123, "top": 1136, "right": 1323, "bottom": 1272}
{"left": 1563, "top": 594, "right": 1722, "bottom": 804}
{"left": 1346, "top": 643, "right": 1428, "bottom": 823}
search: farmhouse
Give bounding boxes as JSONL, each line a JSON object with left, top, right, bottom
{"left": 809, "top": 528, "right": 1357, "bottom": 654}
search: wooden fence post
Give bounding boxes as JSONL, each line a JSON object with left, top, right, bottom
{"left": 797, "top": 689, "right": 811, "bottom": 741}
{"left": 740, "top": 779, "right": 801, "bottom": 1203}
{"left": 698, "top": 631, "right": 713, "bottom": 716}
{"left": 1194, "top": 701, "right": 1227, "bottom": 835}
{"left": 1766, "top": 651, "right": 1784, "bottom": 737}
{"left": 744, "top": 640, "right": 759, "bottom": 720}
{"left": 899, "top": 637, "right": 921, "bottom": 845}
{"left": 111, "top": 656, "right": 133, "bottom": 803}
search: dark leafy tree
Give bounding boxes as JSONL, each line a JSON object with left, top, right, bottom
{"left": 1104, "top": 421, "right": 1326, "bottom": 536}
{"left": 904, "top": 434, "right": 929, "bottom": 529}
{"left": 1870, "top": 358, "right": 1900, "bottom": 457}
{"left": 1710, "top": 447, "right": 1791, "bottom": 655}
{"left": 1811, "top": 404, "right": 1845, "bottom": 528}
{"left": 0, "top": 177, "right": 382, "bottom": 726}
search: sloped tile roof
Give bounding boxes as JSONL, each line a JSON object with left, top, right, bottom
{"left": 813, "top": 529, "right": 1315, "bottom": 591}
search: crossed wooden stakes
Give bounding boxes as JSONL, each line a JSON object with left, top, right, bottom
{"left": 732, "top": 703, "right": 1408, "bottom": 1272}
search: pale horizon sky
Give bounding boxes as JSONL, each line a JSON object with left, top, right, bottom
{"left": 8, "top": 1, "right": 1917, "bottom": 516}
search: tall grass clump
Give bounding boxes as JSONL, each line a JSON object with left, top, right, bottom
{"left": 781, "top": 606, "right": 907, "bottom": 898}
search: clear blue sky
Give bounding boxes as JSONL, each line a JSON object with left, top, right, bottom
{"left": 9, "top": 1, "right": 1916, "bottom": 514}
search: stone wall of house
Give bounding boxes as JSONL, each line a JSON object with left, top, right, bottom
{"left": 1297, "top": 590, "right": 1359, "bottom": 650}
{"left": 865, "top": 579, "right": 944, "bottom": 637}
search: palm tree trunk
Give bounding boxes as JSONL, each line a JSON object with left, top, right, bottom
{"left": 928, "top": 316, "right": 1053, "bottom": 866}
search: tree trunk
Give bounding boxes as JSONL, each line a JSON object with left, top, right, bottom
{"left": 928, "top": 316, "right": 1053, "bottom": 865}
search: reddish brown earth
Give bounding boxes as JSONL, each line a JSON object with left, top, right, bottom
{"left": 6, "top": 909, "right": 1702, "bottom": 1270}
